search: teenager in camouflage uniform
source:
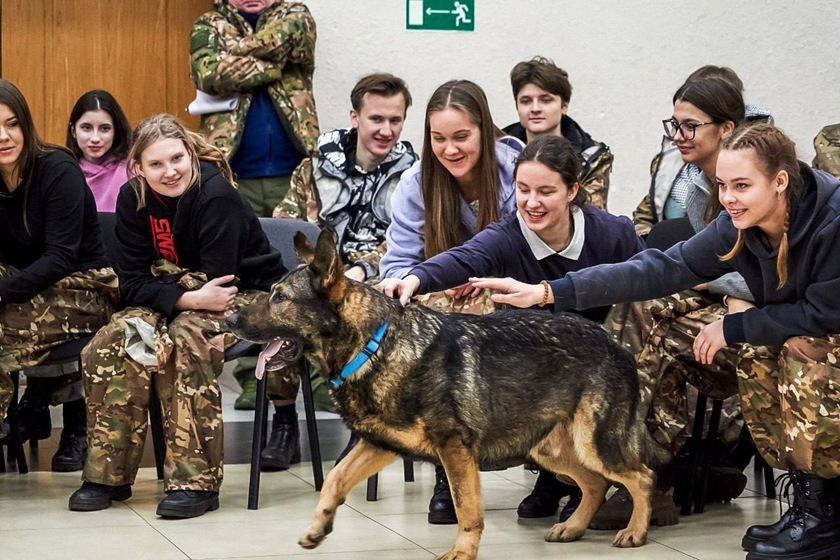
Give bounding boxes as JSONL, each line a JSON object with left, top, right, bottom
{"left": 502, "top": 57, "right": 613, "bottom": 211}
{"left": 474, "top": 123, "right": 840, "bottom": 559}
{"left": 190, "top": 0, "right": 319, "bottom": 410}
{"left": 68, "top": 115, "right": 287, "bottom": 519}
{"left": 381, "top": 80, "right": 524, "bottom": 525}
{"left": 256, "top": 73, "right": 418, "bottom": 471}
{"left": 0, "top": 79, "right": 118, "bottom": 468}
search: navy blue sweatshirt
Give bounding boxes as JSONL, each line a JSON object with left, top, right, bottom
{"left": 115, "top": 161, "right": 287, "bottom": 317}
{"left": 551, "top": 165, "right": 840, "bottom": 347}
{"left": 411, "top": 206, "right": 645, "bottom": 322}
{"left": 0, "top": 150, "right": 107, "bottom": 303}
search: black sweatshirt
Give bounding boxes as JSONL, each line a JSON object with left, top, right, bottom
{"left": 114, "top": 161, "right": 287, "bottom": 317}
{"left": 0, "top": 150, "right": 107, "bottom": 303}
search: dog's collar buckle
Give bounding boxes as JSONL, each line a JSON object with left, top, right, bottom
{"left": 331, "top": 318, "right": 390, "bottom": 389}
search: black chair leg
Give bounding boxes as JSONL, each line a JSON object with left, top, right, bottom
{"left": 148, "top": 376, "right": 166, "bottom": 481}
{"left": 299, "top": 360, "right": 323, "bottom": 491}
{"left": 6, "top": 372, "right": 29, "bottom": 474}
{"left": 694, "top": 398, "right": 722, "bottom": 514}
{"left": 680, "top": 392, "right": 707, "bottom": 516}
{"left": 366, "top": 473, "right": 379, "bottom": 501}
{"left": 248, "top": 372, "right": 270, "bottom": 510}
{"left": 403, "top": 458, "right": 415, "bottom": 482}
{"left": 754, "top": 452, "right": 776, "bottom": 499}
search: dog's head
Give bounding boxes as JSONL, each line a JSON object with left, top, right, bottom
{"left": 227, "top": 228, "right": 346, "bottom": 374}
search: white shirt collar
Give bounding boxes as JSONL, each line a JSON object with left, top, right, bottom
{"left": 517, "top": 205, "right": 585, "bottom": 261}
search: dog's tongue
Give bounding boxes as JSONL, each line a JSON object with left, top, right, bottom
{"left": 255, "top": 340, "right": 284, "bottom": 380}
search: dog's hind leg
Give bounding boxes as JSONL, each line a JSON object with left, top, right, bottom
{"left": 299, "top": 440, "right": 398, "bottom": 550}
{"left": 435, "top": 440, "right": 483, "bottom": 560}
{"left": 600, "top": 466, "right": 656, "bottom": 548}
{"left": 531, "top": 425, "right": 609, "bottom": 543}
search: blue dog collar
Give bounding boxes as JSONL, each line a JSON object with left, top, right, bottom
{"left": 331, "top": 319, "right": 390, "bottom": 389}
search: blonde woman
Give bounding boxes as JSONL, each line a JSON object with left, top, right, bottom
{"left": 69, "top": 114, "right": 287, "bottom": 518}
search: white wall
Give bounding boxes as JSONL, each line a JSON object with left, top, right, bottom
{"left": 302, "top": 0, "right": 840, "bottom": 216}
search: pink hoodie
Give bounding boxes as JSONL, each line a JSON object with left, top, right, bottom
{"left": 79, "top": 157, "right": 129, "bottom": 212}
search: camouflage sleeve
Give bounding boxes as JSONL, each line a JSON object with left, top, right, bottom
{"left": 229, "top": 5, "right": 316, "bottom": 67}
{"left": 350, "top": 242, "right": 387, "bottom": 280}
{"left": 273, "top": 158, "right": 317, "bottom": 222}
{"left": 633, "top": 195, "right": 655, "bottom": 237}
{"left": 579, "top": 147, "right": 613, "bottom": 211}
{"left": 190, "top": 15, "right": 284, "bottom": 96}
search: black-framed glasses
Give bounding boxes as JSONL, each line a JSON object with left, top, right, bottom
{"left": 662, "top": 119, "right": 718, "bottom": 140}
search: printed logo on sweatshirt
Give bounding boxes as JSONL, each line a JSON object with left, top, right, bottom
{"left": 150, "top": 217, "right": 179, "bottom": 264}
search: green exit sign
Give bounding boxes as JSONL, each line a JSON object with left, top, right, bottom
{"left": 406, "top": 0, "right": 475, "bottom": 32}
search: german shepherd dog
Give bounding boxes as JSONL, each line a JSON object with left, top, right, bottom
{"left": 227, "top": 230, "right": 668, "bottom": 560}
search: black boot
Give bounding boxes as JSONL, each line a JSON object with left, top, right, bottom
{"left": 742, "top": 471, "right": 801, "bottom": 551}
{"left": 428, "top": 465, "right": 457, "bottom": 525}
{"left": 156, "top": 490, "right": 220, "bottom": 518}
{"left": 748, "top": 472, "right": 840, "bottom": 560}
{"left": 68, "top": 481, "right": 132, "bottom": 511}
{"left": 51, "top": 398, "right": 87, "bottom": 472}
{"left": 517, "top": 469, "right": 575, "bottom": 518}
{"left": 558, "top": 486, "right": 584, "bottom": 522}
{"left": 260, "top": 408, "right": 301, "bottom": 471}
{"left": 17, "top": 377, "right": 54, "bottom": 442}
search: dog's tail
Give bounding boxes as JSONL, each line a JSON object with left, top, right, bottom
{"left": 639, "top": 428, "right": 671, "bottom": 473}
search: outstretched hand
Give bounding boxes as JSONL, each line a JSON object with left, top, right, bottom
{"left": 468, "top": 277, "right": 549, "bottom": 308}
{"left": 177, "top": 274, "right": 238, "bottom": 312}
{"left": 377, "top": 275, "right": 421, "bottom": 306}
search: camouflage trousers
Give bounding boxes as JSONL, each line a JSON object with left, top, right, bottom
{"left": 0, "top": 264, "right": 119, "bottom": 420}
{"left": 737, "top": 336, "right": 840, "bottom": 478}
{"left": 606, "top": 290, "right": 742, "bottom": 455}
{"left": 81, "top": 290, "right": 261, "bottom": 492}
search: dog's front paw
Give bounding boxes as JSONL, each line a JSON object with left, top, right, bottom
{"left": 612, "top": 527, "right": 647, "bottom": 548}
{"left": 545, "top": 521, "right": 586, "bottom": 542}
{"left": 298, "top": 521, "right": 333, "bottom": 549}
{"left": 434, "top": 550, "right": 476, "bottom": 560}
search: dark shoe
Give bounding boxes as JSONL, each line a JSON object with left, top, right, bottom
{"left": 260, "top": 413, "right": 301, "bottom": 471}
{"left": 517, "top": 470, "right": 573, "bottom": 518}
{"left": 428, "top": 465, "right": 457, "bottom": 525}
{"left": 705, "top": 466, "right": 748, "bottom": 503}
{"left": 68, "top": 482, "right": 131, "bottom": 511}
{"left": 234, "top": 377, "right": 257, "bottom": 410}
{"left": 558, "top": 486, "right": 583, "bottom": 522}
{"left": 743, "top": 507, "right": 798, "bottom": 552}
{"left": 589, "top": 487, "right": 679, "bottom": 530}
{"left": 17, "top": 381, "right": 53, "bottom": 443}
{"left": 748, "top": 473, "right": 840, "bottom": 560}
{"left": 51, "top": 398, "right": 87, "bottom": 472}
{"left": 334, "top": 432, "right": 361, "bottom": 466}
{"left": 156, "top": 490, "right": 220, "bottom": 519}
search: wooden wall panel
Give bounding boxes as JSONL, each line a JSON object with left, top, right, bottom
{"left": 1, "top": 0, "right": 211, "bottom": 144}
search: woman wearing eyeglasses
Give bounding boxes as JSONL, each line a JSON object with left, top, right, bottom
{"left": 571, "top": 76, "right": 751, "bottom": 529}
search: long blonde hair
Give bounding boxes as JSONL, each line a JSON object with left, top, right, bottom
{"left": 421, "top": 80, "right": 504, "bottom": 258}
{"left": 719, "top": 123, "right": 802, "bottom": 289}
{"left": 128, "top": 114, "right": 234, "bottom": 208}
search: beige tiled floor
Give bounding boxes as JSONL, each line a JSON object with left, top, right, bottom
{"left": 2, "top": 369, "right": 781, "bottom": 559}
{"left": 0, "top": 458, "right": 780, "bottom": 560}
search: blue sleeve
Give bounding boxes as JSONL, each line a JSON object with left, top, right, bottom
{"left": 381, "top": 166, "right": 426, "bottom": 279}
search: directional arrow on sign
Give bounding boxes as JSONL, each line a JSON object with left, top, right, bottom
{"left": 426, "top": 7, "right": 450, "bottom": 14}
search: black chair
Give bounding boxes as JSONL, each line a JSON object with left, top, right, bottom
{"left": 248, "top": 218, "right": 323, "bottom": 509}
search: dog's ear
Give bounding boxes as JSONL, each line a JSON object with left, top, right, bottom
{"left": 294, "top": 231, "right": 316, "bottom": 264}
{"left": 309, "top": 229, "right": 345, "bottom": 302}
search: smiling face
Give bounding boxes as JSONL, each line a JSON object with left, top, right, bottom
{"left": 429, "top": 107, "right": 482, "bottom": 186}
{"left": 136, "top": 137, "right": 193, "bottom": 197}
{"left": 72, "top": 109, "right": 114, "bottom": 164}
{"left": 515, "top": 160, "right": 578, "bottom": 249}
{"left": 671, "top": 100, "right": 729, "bottom": 172}
{"left": 516, "top": 83, "right": 567, "bottom": 139}
{"left": 0, "top": 103, "right": 24, "bottom": 183}
{"left": 716, "top": 148, "right": 789, "bottom": 240}
{"left": 350, "top": 92, "right": 406, "bottom": 171}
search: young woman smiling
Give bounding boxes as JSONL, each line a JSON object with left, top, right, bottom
{"left": 69, "top": 114, "right": 287, "bottom": 519}
{"left": 471, "top": 123, "right": 840, "bottom": 560}
{"left": 66, "top": 90, "right": 131, "bottom": 211}
{"left": 380, "top": 135, "right": 644, "bottom": 525}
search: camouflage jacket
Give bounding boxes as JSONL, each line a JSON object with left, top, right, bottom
{"left": 273, "top": 128, "right": 418, "bottom": 279}
{"left": 503, "top": 116, "right": 613, "bottom": 210}
{"left": 813, "top": 124, "right": 840, "bottom": 179}
{"left": 189, "top": 0, "right": 319, "bottom": 158}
